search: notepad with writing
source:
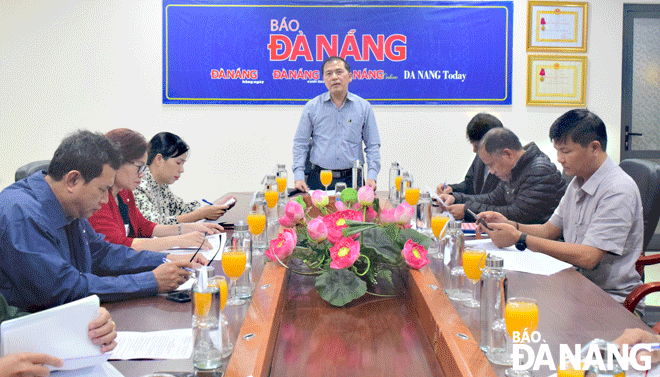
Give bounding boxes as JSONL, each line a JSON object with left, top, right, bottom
{"left": 0, "top": 295, "right": 108, "bottom": 371}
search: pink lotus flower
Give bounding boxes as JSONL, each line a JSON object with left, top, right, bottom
{"left": 364, "top": 206, "right": 377, "bottom": 222}
{"left": 401, "top": 239, "right": 429, "bottom": 269}
{"left": 278, "top": 214, "right": 297, "bottom": 228}
{"left": 357, "top": 186, "right": 374, "bottom": 206}
{"left": 329, "top": 237, "right": 360, "bottom": 269}
{"left": 394, "top": 202, "right": 414, "bottom": 224}
{"left": 307, "top": 218, "right": 328, "bottom": 242}
{"left": 311, "top": 190, "right": 329, "bottom": 208}
{"left": 266, "top": 228, "right": 297, "bottom": 262}
{"left": 323, "top": 210, "right": 364, "bottom": 244}
{"left": 380, "top": 208, "right": 397, "bottom": 224}
{"left": 285, "top": 201, "right": 304, "bottom": 221}
{"left": 335, "top": 200, "right": 348, "bottom": 211}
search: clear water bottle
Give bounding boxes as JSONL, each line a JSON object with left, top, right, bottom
{"left": 399, "top": 171, "right": 412, "bottom": 193}
{"left": 444, "top": 220, "right": 470, "bottom": 301}
{"left": 232, "top": 221, "right": 253, "bottom": 299}
{"left": 480, "top": 255, "right": 507, "bottom": 357}
{"left": 416, "top": 191, "right": 433, "bottom": 237}
{"left": 192, "top": 266, "right": 222, "bottom": 370}
{"left": 352, "top": 160, "right": 363, "bottom": 189}
{"left": 585, "top": 339, "right": 626, "bottom": 376}
{"left": 389, "top": 162, "right": 401, "bottom": 203}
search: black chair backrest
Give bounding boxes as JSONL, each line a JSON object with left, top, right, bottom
{"left": 15, "top": 160, "right": 50, "bottom": 182}
{"left": 620, "top": 159, "right": 660, "bottom": 250}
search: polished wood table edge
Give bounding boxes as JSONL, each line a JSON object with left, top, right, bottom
{"left": 225, "top": 261, "right": 289, "bottom": 377}
{"left": 409, "top": 267, "right": 497, "bottom": 377}
{"left": 226, "top": 259, "right": 497, "bottom": 377}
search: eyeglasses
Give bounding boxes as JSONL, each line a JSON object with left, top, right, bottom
{"left": 132, "top": 162, "right": 147, "bottom": 175}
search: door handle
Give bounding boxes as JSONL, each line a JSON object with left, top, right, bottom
{"left": 624, "top": 126, "right": 643, "bottom": 150}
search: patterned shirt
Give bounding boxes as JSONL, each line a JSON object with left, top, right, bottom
{"left": 134, "top": 169, "right": 201, "bottom": 225}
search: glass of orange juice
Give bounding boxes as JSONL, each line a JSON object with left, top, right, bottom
{"left": 264, "top": 190, "right": 278, "bottom": 209}
{"left": 504, "top": 297, "right": 538, "bottom": 377}
{"left": 462, "top": 247, "right": 486, "bottom": 308}
{"left": 404, "top": 187, "right": 420, "bottom": 206}
{"left": 222, "top": 246, "right": 248, "bottom": 306}
{"left": 431, "top": 213, "right": 450, "bottom": 239}
{"left": 320, "top": 170, "right": 332, "bottom": 193}
{"left": 247, "top": 209, "right": 266, "bottom": 236}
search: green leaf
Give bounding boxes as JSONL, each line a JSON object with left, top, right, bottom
{"left": 294, "top": 195, "right": 307, "bottom": 211}
{"left": 342, "top": 222, "right": 378, "bottom": 237}
{"left": 372, "top": 198, "right": 380, "bottom": 213}
{"left": 397, "top": 228, "right": 434, "bottom": 250}
{"left": 315, "top": 269, "right": 367, "bottom": 307}
{"left": 340, "top": 188, "right": 358, "bottom": 206}
{"left": 360, "top": 227, "right": 400, "bottom": 263}
{"left": 376, "top": 268, "right": 394, "bottom": 290}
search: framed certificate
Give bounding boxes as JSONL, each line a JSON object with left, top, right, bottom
{"left": 526, "top": 55, "right": 587, "bottom": 106}
{"left": 527, "top": 1, "right": 588, "bottom": 52}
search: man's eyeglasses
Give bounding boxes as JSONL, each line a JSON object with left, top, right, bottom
{"left": 132, "top": 162, "right": 147, "bottom": 175}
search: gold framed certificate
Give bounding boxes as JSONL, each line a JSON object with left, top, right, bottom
{"left": 526, "top": 55, "right": 586, "bottom": 106}
{"left": 527, "top": 1, "right": 588, "bottom": 52}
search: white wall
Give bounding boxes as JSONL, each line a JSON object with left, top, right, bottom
{"left": 2, "top": 0, "right": 659, "bottom": 200}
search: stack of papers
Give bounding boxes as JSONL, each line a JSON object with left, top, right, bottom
{"left": 109, "top": 328, "right": 193, "bottom": 360}
{"left": 165, "top": 233, "right": 226, "bottom": 261}
{"left": 465, "top": 239, "right": 573, "bottom": 276}
{"left": 1, "top": 295, "right": 123, "bottom": 376}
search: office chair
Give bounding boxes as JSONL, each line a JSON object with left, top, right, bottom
{"left": 619, "top": 159, "right": 660, "bottom": 314}
{"left": 15, "top": 160, "right": 50, "bottom": 182}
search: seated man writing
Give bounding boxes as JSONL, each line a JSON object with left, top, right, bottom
{"left": 479, "top": 109, "right": 644, "bottom": 307}
{"left": 440, "top": 127, "right": 566, "bottom": 224}
{"left": 0, "top": 130, "right": 205, "bottom": 312}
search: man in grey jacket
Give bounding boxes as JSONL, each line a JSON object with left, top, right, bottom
{"left": 440, "top": 127, "right": 566, "bottom": 224}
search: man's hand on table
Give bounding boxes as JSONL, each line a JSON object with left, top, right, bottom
{"left": 447, "top": 204, "right": 465, "bottom": 220}
{"left": 154, "top": 260, "right": 194, "bottom": 293}
{"left": 89, "top": 307, "right": 118, "bottom": 353}
{"left": 294, "top": 180, "right": 309, "bottom": 192}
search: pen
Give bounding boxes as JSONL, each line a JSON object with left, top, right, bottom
{"left": 162, "top": 258, "right": 195, "bottom": 273}
{"left": 466, "top": 208, "right": 493, "bottom": 231}
{"left": 634, "top": 343, "right": 660, "bottom": 351}
{"left": 202, "top": 199, "right": 214, "bottom": 206}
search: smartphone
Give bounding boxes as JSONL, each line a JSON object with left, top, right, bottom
{"left": 466, "top": 208, "right": 493, "bottom": 231}
{"left": 166, "top": 291, "right": 191, "bottom": 303}
{"left": 222, "top": 197, "right": 237, "bottom": 210}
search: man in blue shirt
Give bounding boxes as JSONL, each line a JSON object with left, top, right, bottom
{"left": 0, "top": 130, "right": 204, "bottom": 312}
{"left": 293, "top": 56, "right": 381, "bottom": 192}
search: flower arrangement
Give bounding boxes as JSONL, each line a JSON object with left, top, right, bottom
{"left": 265, "top": 186, "right": 433, "bottom": 307}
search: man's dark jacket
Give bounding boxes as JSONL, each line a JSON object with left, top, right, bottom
{"left": 449, "top": 155, "right": 501, "bottom": 195}
{"left": 452, "top": 142, "right": 567, "bottom": 224}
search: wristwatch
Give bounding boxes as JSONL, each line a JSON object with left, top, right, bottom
{"left": 515, "top": 233, "right": 527, "bottom": 251}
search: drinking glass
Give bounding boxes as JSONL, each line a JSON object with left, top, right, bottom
{"left": 320, "top": 170, "right": 332, "bottom": 193}
{"left": 504, "top": 297, "right": 539, "bottom": 377}
{"left": 247, "top": 209, "right": 266, "bottom": 236}
{"left": 222, "top": 246, "right": 247, "bottom": 306}
{"left": 462, "top": 247, "right": 486, "bottom": 308}
{"left": 264, "top": 190, "right": 278, "bottom": 209}
{"left": 431, "top": 213, "right": 450, "bottom": 239}
{"left": 404, "top": 187, "right": 420, "bottom": 206}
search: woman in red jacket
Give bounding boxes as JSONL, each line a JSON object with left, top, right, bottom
{"left": 89, "top": 129, "right": 222, "bottom": 251}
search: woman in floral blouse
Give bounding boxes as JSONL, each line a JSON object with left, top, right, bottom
{"left": 134, "top": 132, "right": 234, "bottom": 225}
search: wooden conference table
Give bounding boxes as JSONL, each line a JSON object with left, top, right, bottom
{"left": 107, "top": 192, "right": 651, "bottom": 377}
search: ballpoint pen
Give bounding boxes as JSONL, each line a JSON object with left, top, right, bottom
{"left": 162, "top": 258, "right": 195, "bottom": 273}
{"left": 202, "top": 199, "right": 214, "bottom": 206}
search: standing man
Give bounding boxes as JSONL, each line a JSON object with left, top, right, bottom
{"left": 479, "top": 109, "right": 644, "bottom": 306}
{"left": 0, "top": 130, "right": 205, "bottom": 312}
{"left": 437, "top": 112, "right": 503, "bottom": 196}
{"left": 293, "top": 56, "right": 381, "bottom": 192}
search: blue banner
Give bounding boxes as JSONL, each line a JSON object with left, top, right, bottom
{"left": 163, "top": 1, "right": 513, "bottom": 105}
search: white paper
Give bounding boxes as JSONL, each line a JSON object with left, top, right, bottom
{"left": 51, "top": 362, "right": 124, "bottom": 377}
{"left": 165, "top": 233, "right": 226, "bottom": 262}
{"left": 1, "top": 295, "right": 103, "bottom": 371}
{"left": 109, "top": 328, "right": 193, "bottom": 360}
{"left": 465, "top": 239, "right": 573, "bottom": 276}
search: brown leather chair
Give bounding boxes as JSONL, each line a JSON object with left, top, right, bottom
{"left": 619, "top": 159, "right": 660, "bottom": 314}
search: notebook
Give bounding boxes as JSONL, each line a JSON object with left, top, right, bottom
{"left": 1, "top": 295, "right": 108, "bottom": 371}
